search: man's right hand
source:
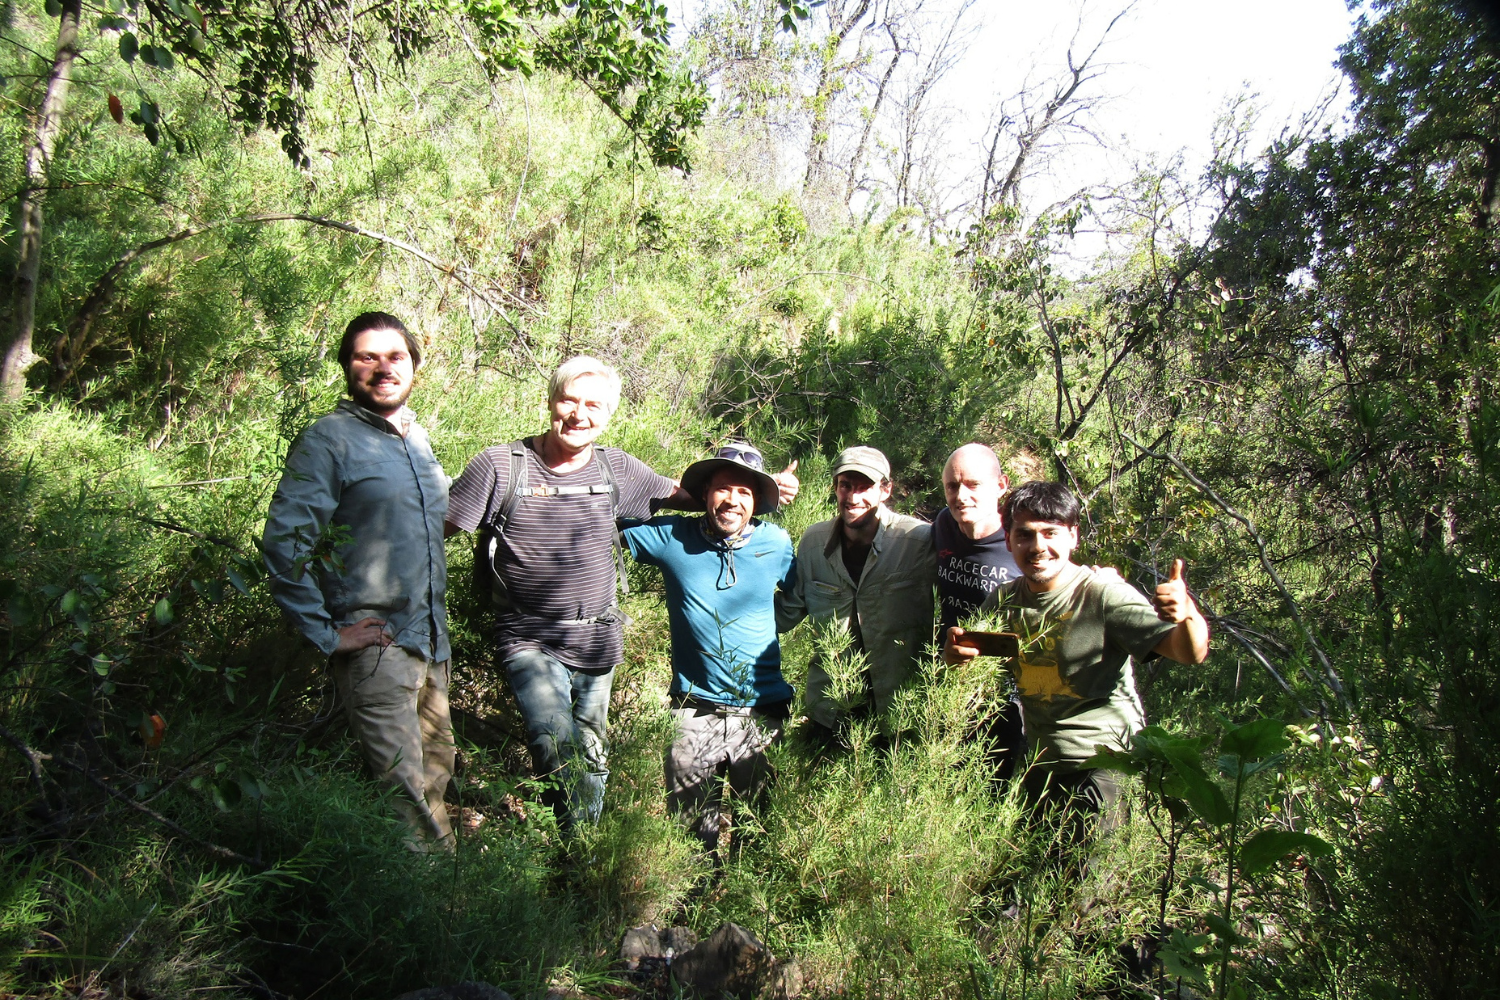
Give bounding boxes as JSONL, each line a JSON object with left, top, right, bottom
{"left": 336, "top": 617, "right": 392, "bottom": 653}
{"left": 944, "top": 626, "right": 981, "bottom": 665}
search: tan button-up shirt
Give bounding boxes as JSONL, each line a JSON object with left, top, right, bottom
{"left": 776, "top": 505, "right": 936, "bottom": 727}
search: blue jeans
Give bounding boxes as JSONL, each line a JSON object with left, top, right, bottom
{"left": 503, "top": 647, "right": 612, "bottom": 829}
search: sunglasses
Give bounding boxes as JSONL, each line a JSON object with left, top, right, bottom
{"left": 715, "top": 445, "right": 765, "bottom": 471}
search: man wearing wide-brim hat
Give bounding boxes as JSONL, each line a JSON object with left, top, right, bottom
{"left": 620, "top": 441, "right": 798, "bottom": 857}
{"left": 776, "top": 445, "right": 936, "bottom": 737}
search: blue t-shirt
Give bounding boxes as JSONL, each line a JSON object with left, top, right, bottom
{"left": 622, "top": 516, "right": 797, "bottom": 707}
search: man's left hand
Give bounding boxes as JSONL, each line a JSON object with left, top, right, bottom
{"left": 1153, "top": 559, "right": 1195, "bottom": 622}
{"left": 773, "top": 459, "right": 800, "bottom": 507}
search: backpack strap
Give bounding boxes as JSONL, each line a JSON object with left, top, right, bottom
{"left": 592, "top": 446, "right": 629, "bottom": 598}
{"left": 476, "top": 441, "right": 631, "bottom": 610}
{"left": 475, "top": 440, "right": 530, "bottom": 609}
{"left": 494, "top": 439, "right": 529, "bottom": 533}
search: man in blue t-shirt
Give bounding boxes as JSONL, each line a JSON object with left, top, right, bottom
{"left": 622, "top": 442, "right": 797, "bottom": 855}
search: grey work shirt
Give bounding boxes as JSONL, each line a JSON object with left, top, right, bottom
{"left": 776, "top": 505, "right": 936, "bottom": 726}
{"left": 262, "top": 400, "right": 450, "bottom": 661}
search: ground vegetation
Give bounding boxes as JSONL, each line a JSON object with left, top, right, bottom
{"left": 2, "top": 0, "right": 1498, "bottom": 996}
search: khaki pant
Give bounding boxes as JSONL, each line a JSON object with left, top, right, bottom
{"left": 332, "top": 645, "right": 455, "bottom": 849}
{"left": 666, "top": 699, "right": 788, "bottom": 855}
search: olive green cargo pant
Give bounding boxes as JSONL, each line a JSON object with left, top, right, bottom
{"left": 332, "top": 644, "right": 455, "bottom": 850}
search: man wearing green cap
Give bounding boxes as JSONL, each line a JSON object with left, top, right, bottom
{"left": 777, "top": 445, "right": 935, "bottom": 735}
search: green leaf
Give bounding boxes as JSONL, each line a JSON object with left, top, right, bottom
{"left": 212, "top": 777, "right": 241, "bottom": 811}
{"left": 1080, "top": 745, "right": 1139, "bottom": 774}
{"left": 1158, "top": 929, "right": 1212, "bottom": 985}
{"left": 1165, "top": 766, "right": 1233, "bottom": 825}
{"left": 144, "top": 122, "right": 160, "bottom": 145}
{"left": 1221, "top": 717, "right": 1289, "bottom": 762}
{"left": 140, "top": 43, "right": 158, "bottom": 67}
{"left": 45, "top": 0, "right": 61, "bottom": 14}
{"left": 1159, "top": 947, "right": 1210, "bottom": 985}
{"left": 236, "top": 771, "right": 268, "bottom": 802}
{"left": 155, "top": 45, "right": 174, "bottom": 69}
{"left": 119, "top": 31, "right": 138, "bottom": 62}
{"left": 60, "top": 589, "right": 80, "bottom": 613}
{"left": 91, "top": 654, "right": 112, "bottom": 676}
{"left": 1203, "top": 912, "right": 1243, "bottom": 946}
{"left": 153, "top": 598, "right": 174, "bottom": 624}
{"left": 1238, "top": 829, "right": 1334, "bottom": 877}
{"left": 226, "top": 567, "right": 249, "bottom": 594}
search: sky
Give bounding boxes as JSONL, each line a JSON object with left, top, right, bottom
{"left": 942, "top": 0, "right": 1357, "bottom": 205}
{"left": 672, "top": 0, "right": 1358, "bottom": 215}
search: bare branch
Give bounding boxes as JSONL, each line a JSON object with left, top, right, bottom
{"left": 1119, "top": 432, "right": 1350, "bottom": 710}
{"left": 57, "top": 213, "right": 543, "bottom": 381}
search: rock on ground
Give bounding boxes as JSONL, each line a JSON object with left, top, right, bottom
{"left": 394, "top": 983, "right": 513, "bottom": 1000}
{"left": 670, "top": 922, "right": 800, "bottom": 1000}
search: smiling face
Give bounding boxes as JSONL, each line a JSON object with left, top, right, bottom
{"left": 346, "top": 327, "right": 415, "bottom": 417}
{"left": 943, "top": 446, "right": 1008, "bottom": 540}
{"left": 547, "top": 372, "right": 615, "bottom": 455}
{"left": 1005, "top": 508, "right": 1080, "bottom": 590}
{"left": 835, "top": 471, "right": 891, "bottom": 531}
{"left": 705, "top": 468, "right": 757, "bottom": 539}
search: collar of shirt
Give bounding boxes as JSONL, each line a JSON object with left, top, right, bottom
{"left": 823, "top": 503, "right": 893, "bottom": 559}
{"left": 337, "top": 398, "right": 416, "bottom": 437}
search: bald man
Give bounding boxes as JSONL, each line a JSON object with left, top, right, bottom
{"left": 936, "top": 443, "right": 1025, "bottom": 778}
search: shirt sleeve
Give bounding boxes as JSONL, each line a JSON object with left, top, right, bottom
{"left": 1099, "top": 575, "right": 1179, "bottom": 659}
{"left": 445, "top": 449, "right": 501, "bottom": 533}
{"left": 621, "top": 518, "right": 669, "bottom": 567}
{"left": 610, "top": 449, "right": 679, "bottom": 521}
{"left": 261, "top": 428, "right": 342, "bottom": 656}
{"left": 774, "top": 533, "right": 810, "bottom": 632}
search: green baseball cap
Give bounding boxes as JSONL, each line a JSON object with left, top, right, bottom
{"left": 831, "top": 445, "right": 890, "bottom": 484}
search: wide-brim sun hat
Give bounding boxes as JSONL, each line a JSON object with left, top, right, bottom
{"left": 681, "top": 442, "right": 781, "bottom": 514}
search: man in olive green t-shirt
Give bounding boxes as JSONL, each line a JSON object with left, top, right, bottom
{"left": 943, "top": 481, "right": 1209, "bottom": 829}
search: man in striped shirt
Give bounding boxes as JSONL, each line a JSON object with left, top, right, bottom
{"left": 445, "top": 357, "right": 798, "bottom": 830}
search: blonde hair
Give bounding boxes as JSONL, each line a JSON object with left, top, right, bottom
{"left": 548, "top": 356, "right": 622, "bottom": 414}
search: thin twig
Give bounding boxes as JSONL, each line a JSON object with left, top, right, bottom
{"left": 57, "top": 756, "right": 266, "bottom": 869}
{"left": 0, "top": 720, "right": 55, "bottom": 820}
{"left": 1120, "top": 432, "right": 1349, "bottom": 709}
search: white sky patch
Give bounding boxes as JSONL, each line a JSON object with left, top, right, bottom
{"left": 670, "top": 0, "right": 1356, "bottom": 217}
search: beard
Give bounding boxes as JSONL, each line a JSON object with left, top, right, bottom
{"left": 348, "top": 374, "right": 412, "bottom": 414}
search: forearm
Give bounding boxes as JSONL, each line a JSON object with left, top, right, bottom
{"left": 652, "top": 484, "right": 701, "bottom": 512}
{"left": 1154, "top": 611, "right": 1210, "bottom": 664}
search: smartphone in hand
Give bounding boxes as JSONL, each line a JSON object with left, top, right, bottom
{"left": 963, "top": 631, "right": 1021, "bottom": 659}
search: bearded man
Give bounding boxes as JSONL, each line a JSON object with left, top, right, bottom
{"left": 263, "top": 311, "right": 455, "bottom": 850}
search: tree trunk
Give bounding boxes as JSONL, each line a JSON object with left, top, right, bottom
{"left": 802, "top": 0, "right": 873, "bottom": 194}
{"left": 1, "top": 0, "right": 83, "bottom": 403}
{"left": 844, "top": 27, "right": 902, "bottom": 206}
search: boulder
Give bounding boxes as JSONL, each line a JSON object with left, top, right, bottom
{"left": 671, "top": 922, "right": 799, "bottom": 999}
{"left": 662, "top": 924, "right": 699, "bottom": 956}
{"left": 394, "top": 983, "right": 513, "bottom": 1000}
{"left": 619, "top": 924, "right": 663, "bottom": 971}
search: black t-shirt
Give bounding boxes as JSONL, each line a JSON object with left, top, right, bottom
{"left": 933, "top": 507, "right": 1022, "bottom": 635}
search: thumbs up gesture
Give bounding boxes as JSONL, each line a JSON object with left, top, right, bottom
{"left": 773, "top": 459, "right": 800, "bottom": 507}
{"left": 1153, "top": 559, "right": 1194, "bottom": 623}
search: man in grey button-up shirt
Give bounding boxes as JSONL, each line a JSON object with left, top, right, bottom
{"left": 263, "top": 311, "right": 454, "bottom": 849}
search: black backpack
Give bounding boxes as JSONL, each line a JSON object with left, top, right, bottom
{"left": 472, "top": 440, "right": 629, "bottom": 615}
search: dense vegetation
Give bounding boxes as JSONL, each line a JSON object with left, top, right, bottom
{"left": 2, "top": 0, "right": 1498, "bottom": 996}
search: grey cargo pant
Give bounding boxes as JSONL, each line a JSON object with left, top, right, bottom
{"left": 332, "top": 644, "right": 455, "bottom": 849}
{"left": 666, "top": 697, "right": 788, "bottom": 854}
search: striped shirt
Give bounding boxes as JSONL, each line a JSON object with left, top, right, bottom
{"left": 447, "top": 437, "right": 676, "bottom": 670}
